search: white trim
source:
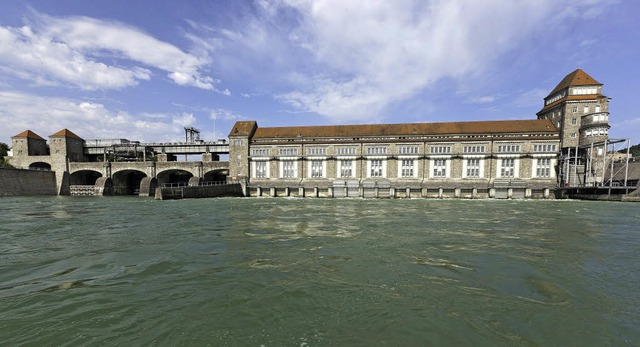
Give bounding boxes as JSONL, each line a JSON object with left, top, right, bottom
{"left": 497, "top": 158, "right": 519, "bottom": 178}
{"left": 307, "top": 159, "right": 327, "bottom": 178}
{"left": 462, "top": 158, "right": 484, "bottom": 178}
{"left": 429, "top": 158, "right": 449, "bottom": 178}
{"left": 428, "top": 155, "right": 452, "bottom": 159}
{"left": 252, "top": 160, "right": 270, "bottom": 178}
{"left": 397, "top": 155, "right": 419, "bottom": 159}
{"left": 365, "top": 155, "right": 388, "bottom": 160}
{"left": 397, "top": 158, "right": 418, "bottom": 178}
{"left": 338, "top": 159, "right": 355, "bottom": 178}
{"left": 279, "top": 159, "right": 298, "bottom": 178}
{"left": 279, "top": 156, "right": 301, "bottom": 160}
{"left": 336, "top": 156, "right": 357, "bottom": 160}
{"left": 367, "top": 158, "right": 386, "bottom": 178}
{"left": 497, "top": 154, "right": 521, "bottom": 159}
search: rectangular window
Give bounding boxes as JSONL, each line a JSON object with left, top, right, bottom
{"left": 534, "top": 144, "right": 557, "bottom": 152}
{"left": 252, "top": 148, "right": 269, "bottom": 156}
{"left": 340, "top": 160, "right": 353, "bottom": 177}
{"left": 307, "top": 147, "right": 327, "bottom": 156}
{"left": 401, "top": 159, "right": 414, "bottom": 177}
{"left": 254, "top": 161, "right": 267, "bottom": 178}
{"left": 310, "top": 160, "right": 324, "bottom": 178}
{"left": 572, "top": 106, "right": 578, "bottom": 112}
{"left": 463, "top": 145, "right": 485, "bottom": 153}
{"left": 536, "top": 158, "right": 551, "bottom": 178}
{"left": 595, "top": 105, "right": 601, "bottom": 112}
{"left": 571, "top": 118, "right": 577, "bottom": 125}
{"left": 370, "top": 159, "right": 383, "bottom": 177}
{"left": 430, "top": 146, "right": 451, "bottom": 154}
{"left": 367, "top": 147, "right": 387, "bottom": 155}
{"left": 279, "top": 148, "right": 298, "bottom": 156}
{"left": 337, "top": 147, "right": 357, "bottom": 155}
{"left": 433, "top": 159, "right": 446, "bottom": 178}
{"left": 282, "top": 160, "right": 296, "bottom": 178}
{"left": 583, "top": 105, "right": 589, "bottom": 113}
{"left": 398, "top": 146, "right": 418, "bottom": 155}
{"left": 466, "top": 159, "right": 480, "bottom": 178}
{"left": 497, "top": 145, "right": 520, "bottom": 152}
{"left": 570, "top": 133, "right": 577, "bottom": 138}
{"left": 501, "top": 158, "right": 515, "bottom": 178}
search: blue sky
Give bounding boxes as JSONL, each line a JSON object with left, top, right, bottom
{"left": 1, "top": 0, "right": 638, "bottom": 146}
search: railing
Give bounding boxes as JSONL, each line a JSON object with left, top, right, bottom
{"left": 161, "top": 181, "right": 228, "bottom": 188}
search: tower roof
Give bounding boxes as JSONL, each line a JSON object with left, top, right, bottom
{"left": 12, "top": 130, "right": 45, "bottom": 140}
{"left": 229, "top": 121, "right": 258, "bottom": 137}
{"left": 50, "top": 129, "right": 83, "bottom": 139}
{"left": 547, "top": 68, "right": 602, "bottom": 97}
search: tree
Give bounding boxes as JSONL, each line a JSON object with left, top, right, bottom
{"left": 0, "top": 142, "right": 8, "bottom": 161}
{"left": 0, "top": 142, "right": 14, "bottom": 168}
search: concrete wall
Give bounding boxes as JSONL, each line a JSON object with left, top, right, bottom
{"left": 0, "top": 168, "right": 57, "bottom": 196}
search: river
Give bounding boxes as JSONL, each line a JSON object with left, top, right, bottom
{"left": 1, "top": 197, "right": 638, "bottom": 345}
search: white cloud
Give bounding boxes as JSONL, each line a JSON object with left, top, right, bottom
{"left": 0, "top": 12, "right": 217, "bottom": 90}
{"left": 267, "top": 0, "right": 604, "bottom": 121}
{"left": 0, "top": 91, "right": 195, "bottom": 143}
{"left": 512, "top": 88, "right": 549, "bottom": 108}
{"left": 466, "top": 95, "right": 497, "bottom": 104}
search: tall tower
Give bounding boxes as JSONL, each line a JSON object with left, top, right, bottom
{"left": 49, "top": 129, "right": 85, "bottom": 194}
{"left": 537, "top": 69, "right": 611, "bottom": 185}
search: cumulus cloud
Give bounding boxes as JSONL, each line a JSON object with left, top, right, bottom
{"left": 0, "top": 12, "right": 216, "bottom": 90}
{"left": 0, "top": 91, "right": 196, "bottom": 143}
{"left": 264, "top": 0, "right": 602, "bottom": 121}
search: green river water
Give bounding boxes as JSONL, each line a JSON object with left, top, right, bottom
{"left": 1, "top": 197, "right": 639, "bottom": 346}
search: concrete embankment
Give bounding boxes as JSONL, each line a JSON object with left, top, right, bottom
{"left": 155, "top": 183, "right": 244, "bottom": 200}
{"left": 0, "top": 168, "right": 57, "bottom": 196}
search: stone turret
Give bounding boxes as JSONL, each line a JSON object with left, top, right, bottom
{"left": 228, "top": 121, "right": 257, "bottom": 181}
{"left": 536, "top": 68, "right": 610, "bottom": 151}
{"left": 48, "top": 129, "right": 85, "bottom": 195}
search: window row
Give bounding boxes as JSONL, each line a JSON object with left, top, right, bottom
{"left": 251, "top": 143, "right": 557, "bottom": 156}
{"left": 252, "top": 158, "right": 555, "bottom": 179}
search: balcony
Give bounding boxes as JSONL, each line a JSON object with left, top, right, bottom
{"left": 580, "top": 112, "right": 609, "bottom": 128}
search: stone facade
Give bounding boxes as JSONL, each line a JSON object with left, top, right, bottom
{"left": 233, "top": 120, "right": 560, "bottom": 199}
{"left": 536, "top": 69, "right": 611, "bottom": 186}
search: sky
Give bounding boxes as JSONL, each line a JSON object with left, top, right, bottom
{"left": 0, "top": 0, "right": 639, "bottom": 147}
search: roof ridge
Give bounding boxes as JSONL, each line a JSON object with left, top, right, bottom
{"left": 12, "top": 130, "right": 45, "bottom": 140}
{"left": 50, "top": 128, "right": 83, "bottom": 139}
{"left": 547, "top": 68, "right": 602, "bottom": 97}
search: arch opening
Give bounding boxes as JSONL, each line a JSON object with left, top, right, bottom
{"left": 203, "top": 169, "right": 228, "bottom": 183}
{"left": 112, "top": 170, "right": 147, "bottom": 195}
{"left": 29, "top": 162, "right": 51, "bottom": 171}
{"left": 70, "top": 170, "right": 102, "bottom": 185}
{"left": 157, "top": 169, "right": 194, "bottom": 187}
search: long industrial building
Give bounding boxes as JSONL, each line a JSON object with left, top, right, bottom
{"left": 227, "top": 69, "right": 614, "bottom": 199}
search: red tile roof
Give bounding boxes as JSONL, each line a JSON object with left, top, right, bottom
{"left": 12, "top": 130, "right": 45, "bottom": 140}
{"left": 250, "top": 119, "right": 558, "bottom": 139}
{"left": 50, "top": 129, "right": 83, "bottom": 139}
{"left": 547, "top": 69, "right": 602, "bottom": 97}
{"left": 229, "top": 121, "right": 258, "bottom": 137}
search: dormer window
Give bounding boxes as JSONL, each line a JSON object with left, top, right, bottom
{"left": 572, "top": 86, "right": 597, "bottom": 95}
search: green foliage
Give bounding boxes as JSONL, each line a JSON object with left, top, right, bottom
{"left": 0, "top": 142, "right": 8, "bottom": 164}
{"left": 620, "top": 143, "right": 640, "bottom": 158}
